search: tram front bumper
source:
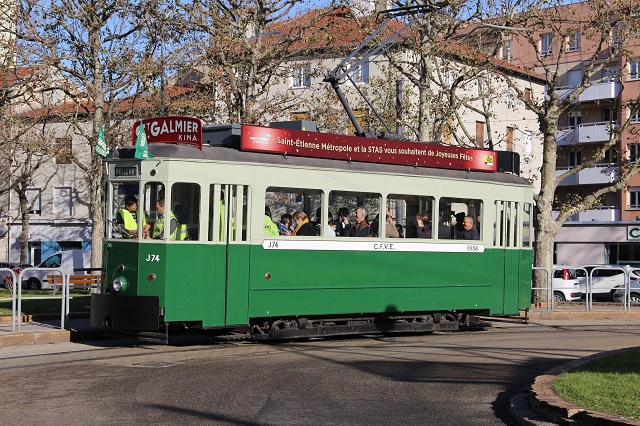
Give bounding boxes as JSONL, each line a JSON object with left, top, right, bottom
{"left": 90, "top": 293, "right": 160, "bottom": 331}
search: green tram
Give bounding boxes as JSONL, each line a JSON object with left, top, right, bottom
{"left": 91, "top": 117, "right": 534, "bottom": 340}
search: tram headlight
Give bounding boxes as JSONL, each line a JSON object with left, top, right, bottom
{"left": 111, "top": 276, "right": 128, "bottom": 293}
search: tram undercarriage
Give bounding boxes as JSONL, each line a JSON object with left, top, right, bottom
{"left": 103, "top": 311, "right": 491, "bottom": 344}
{"left": 249, "top": 311, "right": 489, "bottom": 340}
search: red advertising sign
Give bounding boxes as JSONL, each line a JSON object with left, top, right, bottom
{"left": 241, "top": 125, "right": 498, "bottom": 172}
{"left": 132, "top": 116, "right": 203, "bottom": 149}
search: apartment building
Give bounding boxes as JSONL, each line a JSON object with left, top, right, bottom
{"left": 263, "top": 7, "right": 545, "bottom": 188}
{"left": 506, "top": 1, "right": 640, "bottom": 265}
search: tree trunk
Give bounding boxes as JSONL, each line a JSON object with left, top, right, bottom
{"left": 18, "top": 194, "right": 29, "bottom": 264}
{"left": 532, "top": 114, "right": 561, "bottom": 302}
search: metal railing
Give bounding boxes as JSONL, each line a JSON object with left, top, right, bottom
{"left": 534, "top": 265, "right": 638, "bottom": 312}
{"left": 1, "top": 267, "right": 102, "bottom": 332}
{"left": 0, "top": 268, "right": 18, "bottom": 332}
{"left": 531, "top": 267, "right": 551, "bottom": 311}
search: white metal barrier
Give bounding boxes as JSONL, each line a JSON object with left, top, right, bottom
{"left": 16, "top": 267, "right": 65, "bottom": 332}
{"left": 0, "top": 268, "right": 18, "bottom": 332}
{"left": 535, "top": 265, "right": 638, "bottom": 312}
{"left": 531, "top": 267, "right": 551, "bottom": 311}
{"left": 5, "top": 267, "right": 101, "bottom": 332}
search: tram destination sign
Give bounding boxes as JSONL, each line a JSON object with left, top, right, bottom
{"left": 241, "top": 125, "right": 498, "bottom": 172}
{"left": 132, "top": 116, "right": 203, "bottom": 150}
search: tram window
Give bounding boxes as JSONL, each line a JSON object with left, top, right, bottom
{"left": 109, "top": 183, "right": 145, "bottom": 239}
{"left": 329, "top": 191, "right": 380, "bottom": 237}
{"left": 170, "top": 183, "right": 200, "bottom": 241}
{"left": 265, "top": 187, "right": 322, "bottom": 236}
{"left": 143, "top": 182, "right": 163, "bottom": 227}
{"left": 438, "top": 198, "right": 482, "bottom": 240}
{"left": 523, "top": 203, "right": 532, "bottom": 247}
{"left": 387, "top": 194, "right": 434, "bottom": 239}
{"left": 494, "top": 201, "right": 516, "bottom": 247}
{"left": 207, "top": 184, "right": 250, "bottom": 242}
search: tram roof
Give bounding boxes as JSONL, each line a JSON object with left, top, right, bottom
{"left": 117, "top": 144, "right": 531, "bottom": 187}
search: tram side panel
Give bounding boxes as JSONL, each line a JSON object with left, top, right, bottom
{"left": 247, "top": 246, "right": 503, "bottom": 320}
{"left": 510, "top": 249, "right": 533, "bottom": 314}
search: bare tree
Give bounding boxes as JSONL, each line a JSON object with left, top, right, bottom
{"left": 172, "top": 0, "right": 336, "bottom": 124}
{"left": 479, "top": 0, "right": 640, "bottom": 292}
{"left": 11, "top": 0, "right": 158, "bottom": 267}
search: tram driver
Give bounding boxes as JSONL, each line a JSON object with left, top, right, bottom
{"left": 117, "top": 194, "right": 150, "bottom": 239}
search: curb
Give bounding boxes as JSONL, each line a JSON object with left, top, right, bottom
{"left": 0, "top": 329, "right": 71, "bottom": 347}
{"left": 526, "top": 310, "right": 640, "bottom": 321}
{"left": 514, "top": 347, "right": 640, "bottom": 425}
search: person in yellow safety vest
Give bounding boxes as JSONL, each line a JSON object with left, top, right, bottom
{"left": 149, "top": 198, "right": 188, "bottom": 240}
{"left": 264, "top": 206, "right": 279, "bottom": 236}
{"left": 117, "top": 194, "right": 150, "bottom": 238}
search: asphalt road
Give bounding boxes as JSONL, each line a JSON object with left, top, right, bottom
{"left": 2, "top": 319, "right": 638, "bottom": 425}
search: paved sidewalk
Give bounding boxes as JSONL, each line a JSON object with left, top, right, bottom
{"left": 2, "top": 309, "right": 640, "bottom": 425}
{"left": 0, "top": 316, "right": 102, "bottom": 347}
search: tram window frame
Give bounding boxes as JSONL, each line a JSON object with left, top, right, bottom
{"left": 494, "top": 201, "right": 518, "bottom": 248}
{"left": 208, "top": 184, "right": 251, "bottom": 243}
{"left": 265, "top": 187, "right": 322, "bottom": 236}
{"left": 109, "top": 182, "right": 146, "bottom": 240}
{"left": 329, "top": 191, "right": 380, "bottom": 238}
{"left": 438, "top": 197, "right": 482, "bottom": 241}
{"left": 387, "top": 194, "right": 434, "bottom": 239}
{"left": 522, "top": 203, "right": 532, "bottom": 248}
{"left": 170, "top": 183, "right": 201, "bottom": 241}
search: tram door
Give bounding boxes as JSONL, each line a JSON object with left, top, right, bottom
{"left": 495, "top": 201, "right": 519, "bottom": 313}
{"left": 206, "top": 184, "right": 251, "bottom": 327}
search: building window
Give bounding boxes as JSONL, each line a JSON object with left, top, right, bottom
{"left": 631, "top": 108, "right": 640, "bottom": 123}
{"left": 569, "top": 151, "right": 582, "bottom": 167}
{"left": 506, "top": 88, "right": 518, "bottom": 109}
{"left": 630, "top": 187, "right": 640, "bottom": 208}
{"left": 55, "top": 137, "right": 72, "bottom": 164}
{"left": 568, "top": 111, "right": 581, "bottom": 128}
{"left": 54, "top": 187, "right": 72, "bottom": 215}
{"left": 290, "top": 112, "right": 310, "bottom": 121}
{"left": 604, "top": 147, "right": 618, "bottom": 165}
{"left": 630, "top": 60, "right": 640, "bottom": 80}
{"left": 611, "top": 24, "right": 620, "bottom": 47}
{"left": 476, "top": 121, "right": 485, "bottom": 147}
{"left": 602, "top": 108, "right": 612, "bottom": 123}
{"left": 292, "top": 65, "right": 311, "bottom": 88}
{"left": 524, "top": 88, "right": 532, "bottom": 110}
{"left": 25, "top": 188, "right": 42, "bottom": 215}
{"left": 540, "top": 34, "right": 553, "bottom": 56}
{"left": 443, "top": 70, "right": 455, "bottom": 88}
{"left": 348, "top": 59, "right": 369, "bottom": 84}
{"left": 501, "top": 40, "right": 512, "bottom": 62}
{"left": 629, "top": 144, "right": 640, "bottom": 163}
{"left": 477, "top": 77, "right": 489, "bottom": 96}
{"left": 506, "top": 127, "right": 514, "bottom": 152}
{"left": 524, "top": 130, "right": 532, "bottom": 157}
{"left": 567, "top": 32, "right": 581, "bottom": 51}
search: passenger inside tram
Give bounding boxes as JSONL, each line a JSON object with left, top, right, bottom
{"left": 291, "top": 210, "right": 316, "bottom": 236}
{"left": 343, "top": 207, "right": 372, "bottom": 237}
{"left": 416, "top": 212, "right": 432, "bottom": 239}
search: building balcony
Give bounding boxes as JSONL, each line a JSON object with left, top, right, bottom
{"left": 556, "top": 165, "right": 618, "bottom": 186}
{"left": 552, "top": 207, "right": 621, "bottom": 222}
{"left": 554, "top": 80, "right": 621, "bottom": 103}
{"left": 557, "top": 122, "right": 619, "bottom": 146}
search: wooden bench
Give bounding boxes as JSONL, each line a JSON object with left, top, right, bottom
{"left": 47, "top": 274, "right": 102, "bottom": 294}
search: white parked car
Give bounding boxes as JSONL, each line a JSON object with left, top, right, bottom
{"left": 611, "top": 281, "right": 640, "bottom": 304}
{"left": 551, "top": 266, "right": 582, "bottom": 302}
{"left": 576, "top": 265, "right": 640, "bottom": 301}
{"left": 22, "top": 250, "right": 91, "bottom": 290}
